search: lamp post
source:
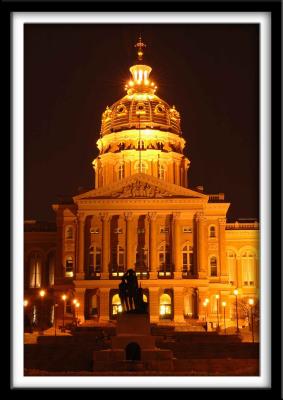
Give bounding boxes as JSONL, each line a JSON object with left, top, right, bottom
{"left": 61, "top": 294, "right": 67, "bottom": 332}
{"left": 54, "top": 303, "right": 58, "bottom": 336}
{"left": 215, "top": 294, "right": 220, "bottom": 331}
{"left": 73, "top": 299, "right": 78, "bottom": 325}
{"left": 248, "top": 298, "right": 254, "bottom": 343}
{"left": 203, "top": 298, "right": 209, "bottom": 332}
{"left": 233, "top": 289, "right": 239, "bottom": 334}
{"left": 39, "top": 289, "right": 46, "bottom": 334}
{"left": 222, "top": 301, "right": 227, "bottom": 335}
{"left": 75, "top": 302, "right": 80, "bottom": 326}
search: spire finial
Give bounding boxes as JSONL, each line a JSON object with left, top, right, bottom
{"left": 134, "top": 35, "right": 146, "bottom": 62}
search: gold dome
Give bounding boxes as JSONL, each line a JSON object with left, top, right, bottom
{"left": 100, "top": 93, "right": 181, "bottom": 137}
{"left": 100, "top": 42, "right": 181, "bottom": 137}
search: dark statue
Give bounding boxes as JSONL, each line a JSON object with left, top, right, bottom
{"left": 119, "top": 269, "right": 148, "bottom": 314}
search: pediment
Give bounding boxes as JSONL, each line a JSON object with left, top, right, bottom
{"left": 73, "top": 173, "right": 208, "bottom": 202}
{"left": 73, "top": 173, "right": 208, "bottom": 201}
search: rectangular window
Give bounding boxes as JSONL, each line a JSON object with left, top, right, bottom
{"left": 183, "top": 227, "right": 192, "bottom": 233}
{"left": 160, "top": 227, "right": 169, "bottom": 233}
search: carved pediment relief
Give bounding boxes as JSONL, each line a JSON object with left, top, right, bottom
{"left": 111, "top": 180, "right": 173, "bottom": 198}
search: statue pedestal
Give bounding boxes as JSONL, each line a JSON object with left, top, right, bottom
{"left": 93, "top": 312, "right": 173, "bottom": 371}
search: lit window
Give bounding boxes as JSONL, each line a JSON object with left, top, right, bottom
{"left": 114, "top": 227, "right": 123, "bottom": 234}
{"left": 209, "top": 226, "right": 216, "bottom": 238}
{"left": 65, "top": 226, "right": 73, "bottom": 240}
{"left": 241, "top": 251, "right": 256, "bottom": 286}
{"left": 29, "top": 253, "right": 42, "bottom": 288}
{"left": 210, "top": 257, "right": 217, "bottom": 277}
{"left": 112, "top": 293, "right": 123, "bottom": 315}
{"left": 183, "top": 227, "right": 192, "bottom": 233}
{"left": 160, "top": 293, "right": 172, "bottom": 319}
{"left": 65, "top": 256, "right": 74, "bottom": 278}
{"left": 182, "top": 245, "right": 193, "bottom": 273}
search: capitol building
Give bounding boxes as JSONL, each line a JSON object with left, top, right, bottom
{"left": 24, "top": 39, "right": 259, "bottom": 330}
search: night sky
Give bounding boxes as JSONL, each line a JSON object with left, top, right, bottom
{"left": 24, "top": 24, "right": 259, "bottom": 222}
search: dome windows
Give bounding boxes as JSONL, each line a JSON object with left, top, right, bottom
{"left": 116, "top": 104, "right": 127, "bottom": 116}
{"left": 154, "top": 103, "right": 165, "bottom": 115}
{"left": 136, "top": 102, "right": 146, "bottom": 115}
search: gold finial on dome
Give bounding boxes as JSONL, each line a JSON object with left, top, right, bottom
{"left": 134, "top": 35, "right": 146, "bottom": 62}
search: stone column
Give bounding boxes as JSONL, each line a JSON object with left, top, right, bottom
{"left": 173, "top": 287, "right": 185, "bottom": 323}
{"left": 196, "top": 212, "right": 207, "bottom": 279}
{"left": 219, "top": 218, "right": 228, "bottom": 283}
{"left": 174, "top": 162, "right": 180, "bottom": 185}
{"left": 101, "top": 213, "right": 110, "bottom": 279}
{"left": 148, "top": 212, "right": 158, "bottom": 279}
{"left": 76, "top": 212, "right": 85, "bottom": 280}
{"left": 74, "top": 287, "right": 86, "bottom": 324}
{"left": 172, "top": 212, "right": 182, "bottom": 279}
{"left": 149, "top": 287, "right": 159, "bottom": 323}
{"left": 125, "top": 212, "right": 134, "bottom": 270}
{"left": 99, "top": 287, "right": 110, "bottom": 323}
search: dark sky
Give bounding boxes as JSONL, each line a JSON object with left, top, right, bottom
{"left": 24, "top": 24, "right": 259, "bottom": 222}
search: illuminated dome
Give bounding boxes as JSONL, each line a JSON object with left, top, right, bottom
{"left": 93, "top": 37, "right": 190, "bottom": 190}
{"left": 100, "top": 38, "right": 181, "bottom": 137}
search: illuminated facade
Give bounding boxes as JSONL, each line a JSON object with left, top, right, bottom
{"left": 24, "top": 39, "right": 259, "bottom": 330}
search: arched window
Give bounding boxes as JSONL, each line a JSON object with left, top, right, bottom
{"left": 158, "top": 243, "right": 171, "bottom": 273}
{"left": 227, "top": 250, "right": 237, "bottom": 285}
{"left": 29, "top": 252, "right": 42, "bottom": 288}
{"left": 65, "top": 226, "right": 73, "bottom": 240}
{"left": 160, "top": 293, "right": 172, "bottom": 319}
{"left": 65, "top": 256, "right": 73, "bottom": 278}
{"left": 209, "top": 225, "right": 216, "bottom": 238}
{"left": 89, "top": 246, "right": 101, "bottom": 277}
{"left": 210, "top": 256, "right": 217, "bottom": 277}
{"left": 241, "top": 251, "right": 256, "bottom": 286}
{"left": 118, "top": 164, "right": 125, "bottom": 180}
{"left": 158, "top": 164, "right": 165, "bottom": 180}
{"left": 182, "top": 245, "right": 193, "bottom": 274}
{"left": 112, "top": 293, "right": 122, "bottom": 316}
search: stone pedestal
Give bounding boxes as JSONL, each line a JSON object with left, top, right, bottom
{"left": 93, "top": 313, "right": 173, "bottom": 371}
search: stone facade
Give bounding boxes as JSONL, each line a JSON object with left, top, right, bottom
{"left": 24, "top": 41, "right": 259, "bottom": 331}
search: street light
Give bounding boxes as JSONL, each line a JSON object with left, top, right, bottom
{"left": 233, "top": 289, "right": 239, "bottom": 334}
{"left": 215, "top": 294, "right": 220, "bottom": 331}
{"left": 61, "top": 294, "right": 67, "bottom": 332}
{"left": 248, "top": 298, "right": 255, "bottom": 343}
{"left": 222, "top": 301, "right": 227, "bottom": 335}
{"left": 24, "top": 299, "right": 28, "bottom": 307}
